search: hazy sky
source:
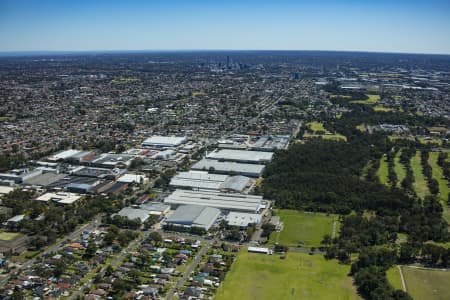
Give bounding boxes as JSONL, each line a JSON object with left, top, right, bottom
{"left": 1, "top": 0, "right": 450, "bottom": 54}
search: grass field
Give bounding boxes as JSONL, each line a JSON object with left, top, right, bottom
{"left": 428, "top": 152, "right": 450, "bottom": 223}
{"left": 350, "top": 94, "right": 380, "bottom": 105}
{"left": 215, "top": 250, "right": 361, "bottom": 300}
{"left": 0, "top": 231, "right": 20, "bottom": 241}
{"left": 411, "top": 151, "right": 430, "bottom": 199}
{"left": 386, "top": 266, "right": 403, "bottom": 291}
{"left": 373, "top": 106, "right": 393, "bottom": 112}
{"left": 377, "top": 154, "right": 389, "bottom": 185}
{"left": 419, "top": 138, "right": 442, "bottom": 146}
{"left": 269, "top": 210, "right": 339, "bottom": 247}
{"left": 304, "top": 121, "right": 347, "bottom": 142}
{"left": 307, "top": 121, "right": 326, "bottom": 132}
{"left": 394, "top": 151, "right": 406, "bottom": 188}
{"left": 402, "top": 267, "right": 450, "bottom": 300}
{"left": 0, "top": 116, "right": 10, "bottom": 122}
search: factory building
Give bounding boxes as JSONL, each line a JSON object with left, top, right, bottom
{"left": 249, "top": 135, "right": 290, "bottom": 152}
{"left": 35, "top": 192, "right": 82, "bottom": 205}
{"left": 191, "top": 159, "right": 265, "bottom": 178}
{"left": 164, "top": 189, "right": 263, "bottom": 213}
{"left": 226, "top": 212, "right": 262, "bottom": 227}
{"left": 206, "top": 149, "right": 273, "bottom": 164}
{"left": 163, "top": 205, "right": 220, "bottom": 230}
{"left": 169, "top": 171, "right": 251, "bottom": 193}
{"left": 141, "top": 135, "right": 187, "bottom": 149}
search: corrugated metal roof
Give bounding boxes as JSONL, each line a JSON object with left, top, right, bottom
{"left": 206, "top": 149, "right": 273, "bottom": 164}
{"left": 221, "top": 175, "right": 251, "bottom": 192}
{"left": 165, "top": 205, "right": 220, "bottom": 230}
{"left": 164, "top": 189, "right": 262, "bottom": 212}
{"left": 191, "top": 159, "right": 264, "bottom": 177}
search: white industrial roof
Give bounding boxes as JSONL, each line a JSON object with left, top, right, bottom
{"left": 226, "top": 212, "right": 262, "bottom": 227}
{"left": 164, "top": 189, "right": 263, "bottom": 212}
{"left": 115, "top": 207, "right": 149, "bottom": 223}
{"left": 36, "top": 192, "right": 82, "bottom": 204}
{"left": 0, "top": 186, "right": 14, "bottom": 195}
{"left": 206, "top": 149, "right": 273, "bottom": 164}
{"left": 191, "top": 159, "right": 265, "bottom": 177}
{"left": 142, "top": 135, "right": 186, "bottom": 147}
{"left": 117, "top": 174, "right": 147, "bottom": 183}
{"left": 169, "top": 171, "right": 229, "bottom": 191}
{"left": 47, "top": 149, "right": 81, "bottom": 161}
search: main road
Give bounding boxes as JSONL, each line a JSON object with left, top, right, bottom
{"left": 165, "top": 238, "right": 216, "bottom": 300}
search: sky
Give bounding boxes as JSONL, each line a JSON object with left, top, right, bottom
{"left": 1, "top": 0, "right": 450, "bottom": 54}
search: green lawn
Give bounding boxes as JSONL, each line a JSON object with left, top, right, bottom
{"left": 304, "top": 121, "right": 347, "bottom": 142}
{"left": 0, "top": 231, "right": 20, "bottom": 241}
{"left": 307, "top": 121, "right": 326, "bottom": 132}
{"left": 269, "top": 210, "right": 339, "bottom": 247}
{"left": 402, "top": 267, "right": 450, "bottom": 300}
{"left": 377, "top": 154, "right": 389, "bottom": 186}
{"left": 350, "top": 94, "right": 380, "bottom": 105}
{"left": 429, "top": 152, "right": 450, "bottom": 223}
{"left": 215, "top": 250, "right": 361, "bottom": 300}
{"left": 411, "top": 151, "right": 430, "bottom": 199}
{"left": 386, "top": 266, "right": 403, "bottom": 291}
{"left": 373, "top": 106, "right": 393, "bottom": 112}
{"left": 394, "top": 150, "right": 407, "bottom": 188}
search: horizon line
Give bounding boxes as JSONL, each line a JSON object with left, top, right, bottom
{"left": 1, "top": 49, "right": 450, "bottom": 57}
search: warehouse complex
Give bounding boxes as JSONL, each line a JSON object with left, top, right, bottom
{"left": 163, "top": 205, "right": 221, "bottom": 230}
{"left": 141, "top": 135, "right": 187, "bottom": 149}
{"left": 164, "top": 189, "right": 263, "bottom": 213}
{"left": 169, "top": 171, "right": 251, "bottom": 192}
{"left": 191, "top": 158, "right": 265, "bottom": 177}
{"left": 206, "top": 149, "right": 273, "bottom": 164}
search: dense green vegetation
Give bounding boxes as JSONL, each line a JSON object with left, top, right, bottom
{"left": 262, "top": 95, "right": 450, "bottom": 300}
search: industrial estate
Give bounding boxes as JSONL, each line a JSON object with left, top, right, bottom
{"left": 0, "top": 50, "right": 449, "bottom": 300}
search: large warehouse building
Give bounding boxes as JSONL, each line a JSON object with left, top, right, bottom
{"left": 190, "top": 158, "right": 265, "bottom": 178}
{"left": 169, "top": 171, "right": 251, "bottom": 192}
{"left": 164, "top": 189, "right": 263, "bottom": 213}
{"left": 163, "top": 204, "right": 220, "bottom": 230}
{"left": 141, "top": 135, "right": 187, "bottom": 149}
{"left": 206, "top": 149, "right": 273, "bottom": 164}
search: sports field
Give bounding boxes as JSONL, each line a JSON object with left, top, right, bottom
{"left": 402, "top": 267, "right": 450, "bottom": 300}
{"left": 269, "top": 210, "right": 338, "bottom": 247}
{"left": 410, "top": 151, "right": 430, "bottom": 199}
{"left": 215, "top": 250, "right": 361, "bottom": 300}
{"left": 377, "top": 154, "right": 389, "bottom": 185}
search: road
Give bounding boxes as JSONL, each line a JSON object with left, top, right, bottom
{"left": 0, "top": 214, "right": 103, "bottom": 287}
{"left": 165, "top": 238, "right": 216, "bottom": 300}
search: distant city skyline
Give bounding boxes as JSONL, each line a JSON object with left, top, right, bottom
{"left": 1, "top": 0, "right": 450, "bottom": 55}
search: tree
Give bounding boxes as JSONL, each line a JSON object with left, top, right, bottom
{"left": 148, "top": 231, "right": 163, "bottom": 245}
{"left": 84, "top": 239, "right": 97, "bottom": 259}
